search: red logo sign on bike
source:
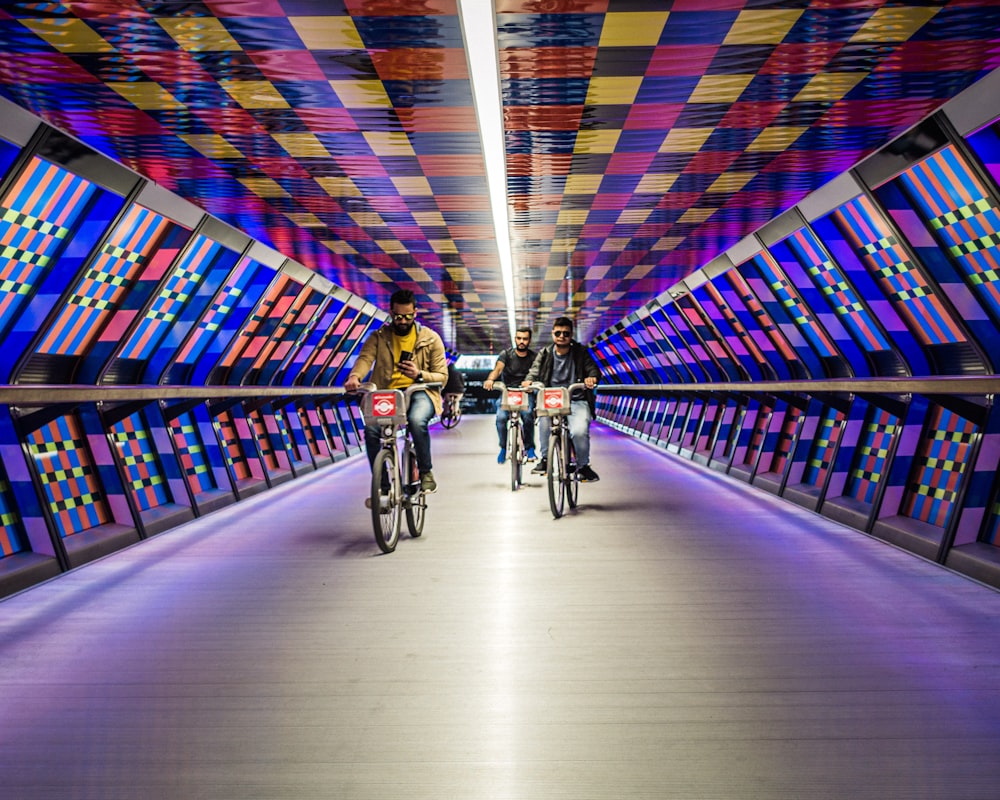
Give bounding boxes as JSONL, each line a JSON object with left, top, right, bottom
{"left": 508, "top": 390, "right": 523, "bottom": 408}
{"left": 543, "top": 388, "right": 565, "bottom": 410}
{"left": 372, "top": 393, "right": 397, "bottom": 417}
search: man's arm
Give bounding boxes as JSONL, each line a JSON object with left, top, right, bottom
{"left": 579, "top": 344, "right": 601, "bottom": 389}
{"left": 343, "top": 333, "right": 378, "bottom": 391}
{"left": 420, "top": 333, "right": 448, "bottom": 385}
{"left": 483, "top": 355, "right": 507, "bottom": 390}
{"left": 523, "top": 348, "right": 545, "bottom": 386}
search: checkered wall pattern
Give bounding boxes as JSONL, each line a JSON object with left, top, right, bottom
{"left": 0, "top": 158, "right": 94, "bottom": 326}
{"left": 27, "top": 415, "right": 110, "bottom": 537}
{"left": 0, "top": 473, "right": 25, "bottom": 557}
{"left": 846, "top": 407, "right": 899, "bottom": 505}
{"left": 214, "top": 410, "right": 251, "bottom": 482}
{"left": 786, "top": 227, "right": 892, "bottom": 354}
{"left": 802, "top": 408, "right": 845, "bottom": 489}
{"left": 109, "top": 412, "right": 170, "bottom": 512}
{"left": 119, "top": 233, "right": 221, "bottom": 362}
{"left": 901, "top": 406, "right": 977, "bottom": 528}
{"left": 901, "top": 146, "right": 1000, "bottom": 322}
{"left": 168, "top": 412, "right": 216, "bottom": 496}
{"left": 36, "top": 204, "right": 172, "bottom": 357}
{"left": 248, "top": 409, "right": 280, "bottom": 472}
{"left": 835, "top": 195, "right": 966, "bottom": 347}
{"left": 768, "top": 404, "right": 803, "bottom": 476}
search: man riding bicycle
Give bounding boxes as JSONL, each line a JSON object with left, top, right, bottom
{"left": 344, "top": 289, "right": 448, "bottom": 499}
{"left": 524, "top": 316, "right": 602, "bottom": 482}
{"left": 484, "top": 326, "right": 538, "bottom": 464}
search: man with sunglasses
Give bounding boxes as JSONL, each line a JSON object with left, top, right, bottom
{"left": 484, "top": 326, "right": 538, "bottom": 464}
{"left": 523, "top": 316, "right": 602, "bottom": 482}
{"left": 345, "top": 289, "right": 448, "bottom": 496}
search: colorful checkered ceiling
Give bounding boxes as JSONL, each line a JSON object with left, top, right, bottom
{"left": 0, "top": 1, "right": 998, "bottom": 352}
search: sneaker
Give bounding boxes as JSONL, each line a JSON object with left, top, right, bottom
{"left": 531, "top": 458, "right": 547, "bottom": 475}
{"left": 420, "top": 471, "right": 437, "bottom": 493}
{"left": 577, "top": 464, "right": 600, "bottom": 483}
{"left": 526, "top": 447, "right": 537, "bottom": 461}
{"left": 497, "top": 448, "right": 506, "bottom": 464}
{"left": 364, "top": 494, "right": 390, "bottom": 511}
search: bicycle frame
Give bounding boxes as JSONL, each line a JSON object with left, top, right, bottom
{"left": 496, "top": 382, "right": 535, "bottom": 491}
{"left": 534, "top": 382, "right": 587, "bottom": 518}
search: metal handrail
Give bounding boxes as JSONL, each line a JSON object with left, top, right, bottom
{"left": 596, "top": 376, "right": 1000, "bottom": 396}
{"left": 0, "top": 384, "right": 348, "bottom": 404}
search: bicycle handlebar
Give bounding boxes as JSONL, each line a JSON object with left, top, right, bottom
{"left": 527, "top": 381, "right": 588, "bottom": 393}
{"left": 354, "top": 381, "right": 441, "bottom": 397}
{"left": 493, "top": 381, "right": 537, "bottom": 393}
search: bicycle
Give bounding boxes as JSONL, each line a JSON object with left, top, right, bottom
{"left": 439, "top": 392, "right": 462, "bottom": 429}
{"left": 534, "top": 381, "right": 587, "bottom": 518}
{"left": 358, "top": 382, "right": 434, "bottom": 553}
{"left": 495, "top": 382, "right": 535, "bottom": 491}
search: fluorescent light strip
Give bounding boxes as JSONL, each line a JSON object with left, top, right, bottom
{"left": 458, "top": 0, "right": 517, "bottom": 338}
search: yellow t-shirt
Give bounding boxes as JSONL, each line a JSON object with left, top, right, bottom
{"left": 389, "top": 328, "right": 418, "bottom": 389}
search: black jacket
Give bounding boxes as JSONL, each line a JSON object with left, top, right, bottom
{"left": 524, "top": 341, "right": 602, "bottom": 413}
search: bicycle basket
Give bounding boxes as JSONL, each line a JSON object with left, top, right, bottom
{"left": 500, "top": 386, "right": 528, "bottom": 411}
{"left": 362, "top": 389, "right": 407, "bottom": 424}
{"left": 536, "top": 386, "right": 571, "bottom": 417}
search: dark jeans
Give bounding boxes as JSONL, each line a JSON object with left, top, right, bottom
{"left": 537, "top": 400, "right": 592, "bottom": 467}
{"left": 495, "top": 402, "right": 535, "bottom": 450}
{"left": 364, "top": 389, "right": 435, "bottom": 474}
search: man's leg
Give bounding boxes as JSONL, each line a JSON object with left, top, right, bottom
{"left": 532, "top": 415, "right": 551, "bottom": 472}
{"left": 364, "top": 421, "right": 381, "bottom": 468}
{"left": 567, "top": 401, "right": 592, "bottom": 466}
{"left": 407, "top": 390, "right": 435, "bottom": 473}
{"left": 522, "top": 400, "right": 536, "bottom": 450}
{"left": 496, "top": 406, "right": 509, "bottom": 449}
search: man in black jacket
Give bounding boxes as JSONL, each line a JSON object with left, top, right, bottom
{"left": 523, "top": 316, "right": 602, "bottom": 482}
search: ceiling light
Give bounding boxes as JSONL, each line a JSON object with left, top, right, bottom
{"left": 458, "top": 0, "right": 517, "bottom": 338}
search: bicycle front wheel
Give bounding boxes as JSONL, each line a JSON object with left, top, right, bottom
{"left": 403, "top": 442, "right": 425, "bottom": 538}
{"left": 509, "top": 420, "right": 522, "bottom": 491}
{"left": 548, "top": 429, "right": 566, "bottom": 518}
{"left": 441, "top": 399, "right": 460, "bottom": 429}
{"left": 371, "top": 448, "right": 401, "bottom": 553}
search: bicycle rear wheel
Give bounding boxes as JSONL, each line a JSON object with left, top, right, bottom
{"left": 547, "top": 429, "right": 566, "bottom": 518}
{"left": 371, "top": 448, "right": 401, "bottom": 553}
{"left": 403, "top": 441, "right": 425, "bottom": 537}
{"left": 509, "top": 419, "right": 522, "bottom": 491}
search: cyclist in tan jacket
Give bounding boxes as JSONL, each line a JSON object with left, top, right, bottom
{"left": 345, "top": 289, "right": 448, "bottom": 493}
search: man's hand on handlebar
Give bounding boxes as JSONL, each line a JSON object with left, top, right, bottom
{"left": 344, "top": 375, "right": 360, "bottom": 392}
{"left": 583, "top": 376, "right": 597, "bottom": 389}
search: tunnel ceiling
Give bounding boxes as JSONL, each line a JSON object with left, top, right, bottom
{"left": 0, "top": 1, "right": 998, "bottom": 353}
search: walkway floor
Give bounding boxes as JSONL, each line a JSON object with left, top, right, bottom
{"left": 4, "top": 416, "right": 1000, "bottom": 799}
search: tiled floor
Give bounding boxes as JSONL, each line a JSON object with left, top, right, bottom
{"left": 4, "top": 416, "right": 1000, "bottom": 799}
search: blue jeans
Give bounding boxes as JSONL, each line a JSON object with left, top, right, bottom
{"left": 364, "top": 389, "right": 435, "bottom": 474}
{"left": 536, "top": 400, "right": 592, "bottom": 467}
{"left": 495, "top": 399, "right": 535, "bottom": 450}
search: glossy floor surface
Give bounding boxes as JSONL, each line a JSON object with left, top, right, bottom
{"left": 4, "top": 416, "right": 1000, "bottom": 799}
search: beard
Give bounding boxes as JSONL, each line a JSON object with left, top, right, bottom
{"left": 393, "top": 321, "right": 414, "bottom": 336}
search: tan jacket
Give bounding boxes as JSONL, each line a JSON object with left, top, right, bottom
{"left": 347, "top": 322, "right": 448, "bottom": 415}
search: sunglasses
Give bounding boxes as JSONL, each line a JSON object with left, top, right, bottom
{"left": 553, "top": 330, "right": 571, "bottom": 338}
{"left": 392, "top": 313, "right": 416, "bottom": 321}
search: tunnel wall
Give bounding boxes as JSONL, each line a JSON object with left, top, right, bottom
{"left": 593, "top": 70, "right": 1000, "bottom": 589}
